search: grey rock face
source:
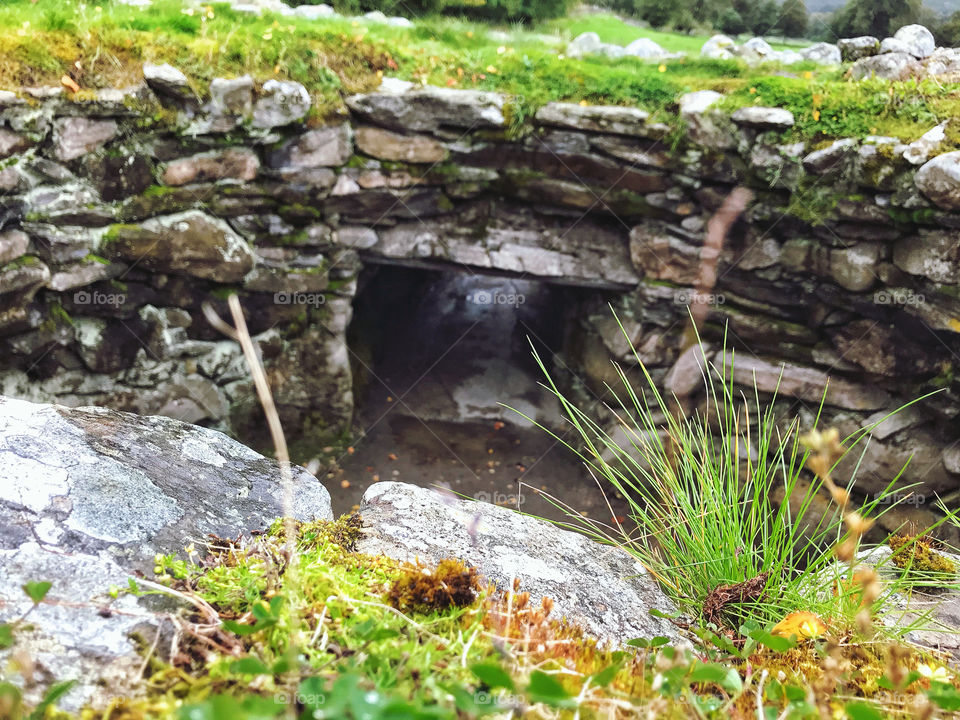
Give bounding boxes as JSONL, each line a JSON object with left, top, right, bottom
{"left": 800, "top": 42, "right": 841, "bottom": 65}
{"left": 268, "top": 124, "right": 353, "bottom": 168}
{"left": 346, "top": 86, "right": 505, "bottom": 133}
{"left": 888, "top": 24, "right": 936, "bottom": 59}
{"left": 252, "top": 79, "right": 311, "bottom": 129}
{"left": 838, "top": 36, "right": 879, "bottom": 62}
{"left": 161, "top": 148, "right": 260, "bottom": 186}
{"left": 850, "top": 52, "right": 921, "bottom": 80}
{"left": 730, "top": 106, "right": 795, "bottom": 129}
{"left": 700, "top": 34, "right": 736, "bottom": 60}
{"left": 52, "top": 118, "right": 118, "bottom": 161}
{"left": 566, "top": 31, "right": 602, "bottom": 58}
{"left": 102, "top": 210, "right": 256, "bottom": 282}
{"left": 0, "top": 395, "right": 332, "bottom": 710}
{"left": 356, "top": 481, "right": 684, "bottom": 647}
{"left": 915, "top": 151, "right": 960, "bottom": 209}
{"left": 142, "top": 63, "right": 191, "bottom": 100}
{"left": 535, "top": 102, "right": 651, "bottom": 136}
{"left": 355, "top": 125, "right": 447, "bottom": 163}
{"left": 623, "top": 37, "right": 668, "bottom": 59}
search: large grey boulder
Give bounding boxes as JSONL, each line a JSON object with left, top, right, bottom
{"left": 838, "top": 36, "right": 879, "bottom": 62}
{"left": 736, "top": 37, "right": 774, "bottom": 63}
{"left": 0, "top": 395, "right": 332, "bottom": 712}
{"left": 356, "top": 481, "right": 684, "bottom": 647}
{"left": 887, "top": 24, "right": 936, "bottom": 59}
{"left": 535, "top": 102, "right": 651, "bottom": 136}
{"left": 623, "top": 37, "right": 668, "bottom": 59}
{"left": 251, "top": 79, "right": 311, "bottom": 129}
{"left": 850, "top": 52, "right": 921, "bottom": 80}
{"left": 678, "top": 90, "right": 736, "bottom": 149}
{"left": 915, "top": 151, "right": 960, "bottom": 209}
{"left": 566, "top": 31, "right": 603, "bottom": 59}
{"left": 730, "top": 106, "right": 795, "bottom": 129}
{"left": 346, "top": 86, "right": 505, "bottom": 133}
{"left": 101, "top": 210, "right": 256, "bottom": 283}
{"left": 701, "top": 34, "right": 736, "bottom": 60}
{"left": 800, "top": 42, "right": 841, "bottom": 65}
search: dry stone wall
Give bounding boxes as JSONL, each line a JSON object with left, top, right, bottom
{"left": 2, "top": 73, "right": 960, "bottom": 526}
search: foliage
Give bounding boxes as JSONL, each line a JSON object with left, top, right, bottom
{"left": 831, "top": 0, "right": 922, "bottom": 39}
{"left": 294, "top": 0, "right": 573, "bottom": 22}
{"left": 515, "top": 318, "right": 946, "bottom": 634}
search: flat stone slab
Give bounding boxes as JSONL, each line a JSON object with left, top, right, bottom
{"left": 356, "top": 481, "right": 684, "bottom": 647}
{"left": 0, "top": 395, "right": 333, "bottom": 711}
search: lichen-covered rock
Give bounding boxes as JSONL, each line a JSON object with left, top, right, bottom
{"left": 0, "top": 229, "right": 29, "bottom": 266}
{"left": 730, "top": 106, "right": 795, "bottom": 129}
{"left": 678, "top": 90, "right": 735, "bottom": 149}
{"left": 161, "top": 148, "right": 260, "bottom": 186}
{"left": 102, "top": 211, "right": 256, "bottom": 282}
{"left": 51, "top": 117, "right": 118, "bottom": 161}
{"left": 354, "top": 126, "right": 448, "bottom": 163}
{"left": 717, "top": 352, "right": 891, "bottom": 410}
{"left": 700, "top": 34, "right": 736, "bottom": 60}
{"left": 0, "top": 395, "right": 332, "bottom": 711}
{"left": 800, "top": 42, "right": 841, "bottom": 65}
{"left": 838, "top": 36, "right": 879, "bottom": 61}
{"left": 252, "top": 79, "right": 311, "bottom": 129}
{"left": 268, "top": 124, "right": 353, "bottom": 168}
{"left": 802, "top": 138, "right": 858, "bottom": 174}
{"left": 623, "top": 37, "right": 668, "bottom": 59}
{"left": 736, "top": 37, "right": 774, "bottom": 62}
{"left": 535, "top": 102, "right": 651, "bottom": 136}
{"left": 887, "top": 24, "right": 936, "bottom": 59}
{"left": 903, "top": 124, "right": 946, "bottom": 165}
{"left": 893, "top": 229, "right": 960, "bottom": 283}
{"left": 565, "top": 31, "right": 602, "bottom": 59}
{"left": 850, "top": 52, "right": 921, "bottom": 80}
{"left": 346, "top": 86, "right": 505, "bottom": 133}
{"left": 356, "top": 481, "right": 684, "bottom": 647}
{"left": 142, "top": 62, "right": 191, "bottom": 100}
{"left": 205, "top": 75, "right": 254, "bottom": 131}
{"left": 0, "top": 128, "right": 31, "bottom": 159}
{"left": 915, "top": 151, "right": 960, "bottom": 209}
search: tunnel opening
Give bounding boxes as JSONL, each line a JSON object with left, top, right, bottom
{"left": 338, "top": 262, "right": 627, "bottom": 521}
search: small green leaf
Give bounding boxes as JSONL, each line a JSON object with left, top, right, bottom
{"left": 0, "top": 624, "right": 13, "bottom": 650}
{"left": 23, "top": 581, "right": 52, "bottom": 605}
{"left": 649, "top": 608, "right": 680, "bottom": 619}
{"left": 28, "top": 679, "right": 75, "bottom": 720}
{"left": 928, "top": 681, "right": 960, "bottom": 711}
{"left": 650, "top": 636, "right": 671, "bottom": 647}
{"left": 470, "top": 663, "right": 516, "bottom": 691}
{"left": 626, "top": 637, "right": 649, "bottom": 648}
{"left": 527, "top": 671, "right": 574, "bottom": 708}
{"left": 689, "top": 663, "right": 743, "bottom": 694}
{"left": 748, "top": 628, "right": 796, "bottom": 652}
{"left": 591, "top": 660, "right": 623, "bottom": 687}
{"left": 844, "top": 702, "right": 884, "bottom": 720}
{"left": 221, "top": 619, "right": 273, "bottom": 636}
{"left": 230, "top": 657, "right": 269, "bottom": 675}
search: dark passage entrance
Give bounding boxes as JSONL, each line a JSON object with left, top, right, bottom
{"left": 334, "top": 263, "right": 626, "bottom": 522}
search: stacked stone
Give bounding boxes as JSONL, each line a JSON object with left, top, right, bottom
{"left": 2, "top": 73, "right": 960, "bottom": 531}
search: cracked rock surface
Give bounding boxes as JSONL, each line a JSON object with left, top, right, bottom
{"left": 356, "top": 481, "right": 685, "bottom": 648}
{"left": 0, "top": 395, "right": 332, "bottom": 711}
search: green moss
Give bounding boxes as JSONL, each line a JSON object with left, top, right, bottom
{"left": 888, "top": 534, "right": 958, "bottom": 577}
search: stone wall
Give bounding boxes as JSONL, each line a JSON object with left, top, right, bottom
{"left": 3, "top": 71, "right": 960, "bottom": 525}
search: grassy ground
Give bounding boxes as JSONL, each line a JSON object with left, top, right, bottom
{"left": 538, "top": 12, "right": 809, "bottom": 53}
{"left": 2, "top": 0, "right": 960, "bottom": 148}
{"left": 3, "top": 514, "right": 957, "bottom": 719}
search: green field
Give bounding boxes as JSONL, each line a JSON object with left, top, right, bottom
{"left": 0, "top": 0, "right": 959, "bottom": 148}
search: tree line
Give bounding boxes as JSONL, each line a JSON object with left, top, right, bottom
{"left": 598, "top": 0, "right": 960, "bottom": 45}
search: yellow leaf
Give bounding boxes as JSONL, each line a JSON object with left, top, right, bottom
{"left": 61, "top": 75, "right": 80, "bottom": 94}
{"left": 770, "top": 611, "right": 827, "bottom": 639}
